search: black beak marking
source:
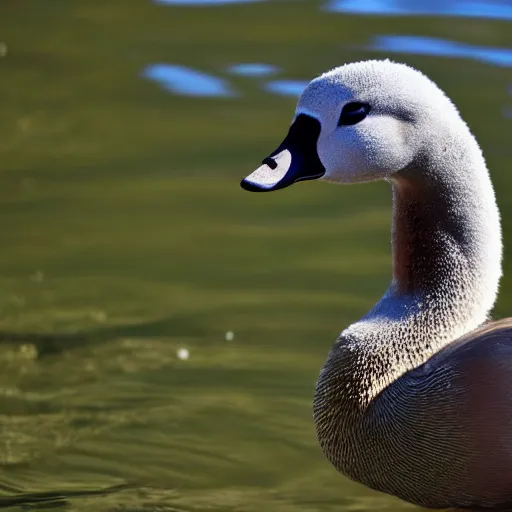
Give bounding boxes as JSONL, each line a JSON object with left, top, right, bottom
{"left": 240, "top": 114, "right": 325, "bottom": 192}
{"left": 262, "top": 157, "right": 278, "bottom": 170}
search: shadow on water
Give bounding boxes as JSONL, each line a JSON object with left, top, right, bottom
{"left": 0, "top": 483, "right": 132, "bottom": 509}
{"left": 0, "top": 314, "right": 205, "bottom": 356}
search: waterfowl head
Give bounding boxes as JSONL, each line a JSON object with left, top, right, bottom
{"left": 241, "top": 59, "right": 462, "bottom": 190}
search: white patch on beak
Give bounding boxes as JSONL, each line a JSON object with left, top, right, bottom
{"left": 243, "top": 149, "right": 292, "bottom": 189}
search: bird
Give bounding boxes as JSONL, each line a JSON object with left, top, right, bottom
{"left": 240, "top": 59, "right": 512, "bottom": 510}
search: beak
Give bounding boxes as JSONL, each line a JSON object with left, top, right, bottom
{"left": 240, "top": 114, "right": 325, "bottom": 192}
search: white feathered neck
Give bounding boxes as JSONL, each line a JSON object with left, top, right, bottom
{"left": 338, "top": 68, "right": 503, "bottom": 403}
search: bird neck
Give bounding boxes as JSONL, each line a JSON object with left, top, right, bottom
{"left": 342, "top": 126, "right": 502, "bottom": 402}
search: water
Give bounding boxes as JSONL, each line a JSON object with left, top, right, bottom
{"left": 143, "top": 64, "right": 236, "bottom": 97}
{"left": 327, "top": 0, "right": 512, "bottom": 20}
{"left": 228, "top": 63, "right": 279, "bottom": 77}
{"left": 0, "top": 1, "right": 510, "bottom": 511}
{"left": 264, "top": 80, "right": 309, "bottom": 97}
{"left": 155, "top": 0, "right": 263, "bottom": 4}
{"left": 370, "top": 36, "right": 512, "bottom": 67}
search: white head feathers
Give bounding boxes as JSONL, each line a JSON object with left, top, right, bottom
{"left": 296, "top": 59, "right": 468, "bottom": 184}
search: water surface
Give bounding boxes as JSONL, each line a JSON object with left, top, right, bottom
{"left": 328, "top": 0, "right": 512, "bottom": 19}
{"left": 143, "top": 64, "right": 235, "bottom": 96}
{"left": 370, "top": 36, "right": 512, "bottom": 67}
{"left": 0, "top": 1, "right": 510, "bottom": 511}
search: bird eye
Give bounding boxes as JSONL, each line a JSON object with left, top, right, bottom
{"left": 338, "top": 102, "right": 371, "bottom": 126}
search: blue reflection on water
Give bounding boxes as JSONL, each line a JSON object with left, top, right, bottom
{"left": 264, "top": 80, "right": 308, "bottom": 97}
{"left": 154, "top": 0, "right": 260, "bottom": 4}
{"left": 142, "top": 64, "right": 234, "bottom": 97}
{"left": 327, "top": 0, "right": 512, "bottom": 20}
{"left": 228, "top": 63, "right": 279, "bottom": 76}
{"left": 370, "top": 36, "right": 512, "bottom": 67}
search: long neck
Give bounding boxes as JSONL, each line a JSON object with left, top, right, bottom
{"left": 390, "top": 166, "right": 500, "bottom": 301}
{"left": 341, "top": 125, "right": 502, "bottom": 403}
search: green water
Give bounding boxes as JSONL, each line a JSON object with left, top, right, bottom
{"left": 0, "top": 1, "right": 511, "bottom": 510}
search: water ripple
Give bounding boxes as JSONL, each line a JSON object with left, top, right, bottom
{"left": 370, "top": 36, "right": 512, "bottom": 67}
{"left": 228, "top": 63, "right": 279, "bottom": 77}
{"left": 327, "top": 0, "right": 512, "bottom": 20}
{"left": 264, "top": 80, "right": 308, "bottom": 97}
{"left": 142, "top": 64, "right": 235, "bottom": 97}
{"left": 154, "top": 0, "right": 262, "bottom": 5}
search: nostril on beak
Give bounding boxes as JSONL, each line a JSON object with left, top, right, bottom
{"left": 262, "top": 157, "right": 278, "bottom": 170}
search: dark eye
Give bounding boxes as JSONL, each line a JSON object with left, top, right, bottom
{"left": 338, "top": 102, "right": 371, "bottom": 126}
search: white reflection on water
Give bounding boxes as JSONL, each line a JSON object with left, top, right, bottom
{"left": 142, "top": 64, "right": 235, "bottom": 97}
{"left": 154, "top": 0, "right": 262, "bottom": 4}
{"left": 142, "top": 62, "right": 308, "bottom": 98}
{"left": 327, "top": 0, "right": 512, "bottom": 20}
{"left": 264, "top": 80, "right": 308, "bottom": 97}
{"left": 228, "top": 63, "right": 279, "bottom": 77}
{"left": 370, "top": 36, "right": 512, "bottom": 67}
